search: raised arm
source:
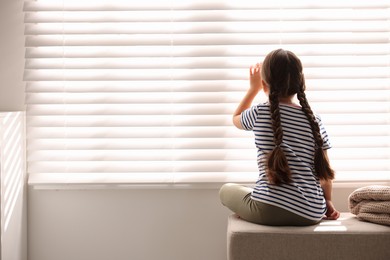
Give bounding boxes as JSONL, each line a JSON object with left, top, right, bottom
{"left": 233, "top": 63, "right": 264, "bottom": 129}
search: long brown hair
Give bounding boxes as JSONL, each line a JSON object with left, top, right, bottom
{"left": 261, "top": 49, "right": 335, "bottom": 184}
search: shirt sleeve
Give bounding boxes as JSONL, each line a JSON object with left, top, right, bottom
{"left": 315, "top": 114, "right": 332, "bottom": 150}
{"left": 240, "top": 105, "right": 258, "bottom": 131}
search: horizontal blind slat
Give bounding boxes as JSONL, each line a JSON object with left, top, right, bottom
{"left": 25, "top": 159, "right": 390, "bottom": 174}
{"left": 25, "top": 102, "right": 390, "bottom": 115}
{"left": 23, "top": 0, "right": 390, "bottom": 11}
{"left": 25, "top": 56, "right": 390, "bottom": 69}
{"left": 24, "top": 9, "right": 390, "bottom": 23}
{"left": 27, "top": 161, "right": 259, "bottom": 174}
{"left": 25, "top": 79, "right": 390, "bottom": 92}
{"left": 23, "top": 68, "right": 390, "bottom": 81}
{"left": 25, "top": 140, "right": 389, "bottom": 151}
{"left": 25, "top": 44, "right": 390, "bottom": 58}
{"left": 25, "top": 91, "right": 390, "bottom": 104}
{"left": 25, "top": 114, "right": 390, "bottom": 127}
{"left": 25, "top": 33, "right": 390, "bottom": 47}
{"left": 24, "top": 21, "right": 390, "bottom": 35}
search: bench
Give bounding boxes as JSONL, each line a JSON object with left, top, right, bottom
{"left": 227, "top": 212, "right": 390, "bottom": 260}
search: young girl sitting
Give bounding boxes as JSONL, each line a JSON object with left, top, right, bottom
{"left": 219, "top": 49, "right": 340, "bottom": 226}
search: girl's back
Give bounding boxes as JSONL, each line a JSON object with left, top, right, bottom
{"left": 242, "top": 103, "right": 331, "bottom": 220}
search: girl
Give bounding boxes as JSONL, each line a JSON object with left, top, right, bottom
{"left": 219, "top": 49, "right": 340, "bottom": 226}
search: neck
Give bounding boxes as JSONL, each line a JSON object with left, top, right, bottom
{"left": 275, "top": 95, "right": 301, "bottom": 108}
{"left": 278, "top": 95, "right": 294, "bottom": 104}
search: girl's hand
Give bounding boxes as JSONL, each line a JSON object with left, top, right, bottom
{"left": 232, "top": 63, "right": 263, "bottom": 129}
{"left": 249, "top": 63, "right": 263, "bottom": 92}
{"left": 323, "top": 200, "right": 340, "bottom": 220}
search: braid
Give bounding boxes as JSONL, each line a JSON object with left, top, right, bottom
{"left": 269, "top": 91, "right": 283, "bottom": 146}
{"left": 297, "top": 84, "right": 335, "bottom": 180}
{"left": 267, "top": 89, "right": 292, "bottom": 185}
{"left": 297, "top": 90, "right": 323, "bottom": 147}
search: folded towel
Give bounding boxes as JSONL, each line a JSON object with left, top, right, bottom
{"left": 348, "top": 185, "right": 390, "bottom": 226}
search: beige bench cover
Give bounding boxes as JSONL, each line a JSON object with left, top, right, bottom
{"left": 227, "top": 212, "right": 390, "bottom": 260}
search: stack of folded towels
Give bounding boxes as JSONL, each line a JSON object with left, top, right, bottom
{"left": 349, "top": 185, "right": 390, "bottom": 226}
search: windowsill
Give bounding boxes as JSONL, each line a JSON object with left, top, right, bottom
{"left": 28, "top": 172, "right": 390, "bottom": 190}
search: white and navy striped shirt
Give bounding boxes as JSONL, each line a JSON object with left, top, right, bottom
{"left": 241, "top": 102, "right": 332, "bottom": 221}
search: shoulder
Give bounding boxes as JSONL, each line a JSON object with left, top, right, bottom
{"left": 239, "top": 103, "right": 269, "bottom": 130}
{"left": 255, "top": 102, "right": 270, "bottom": 113}
{"left": 245, "top": 102, "right": 270, "bottom": 116}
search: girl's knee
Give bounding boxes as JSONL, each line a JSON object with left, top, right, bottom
{"left": 219, "top": 183, "right": 235, "bottom": 204}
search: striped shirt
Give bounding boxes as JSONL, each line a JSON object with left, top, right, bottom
{"left": 241, "top": 102, "right": 332, "bottom": 221}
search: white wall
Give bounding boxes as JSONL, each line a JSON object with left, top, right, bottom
{"left": 0, "top": 112, "right": 27, "bottom": 260}
{"left": 27, "top": 183, "right": 372, "bottom": 260}
{"left": 28, "top": 186, "right": 231, "bottom": 260}
{"left": 0, "top": 0, "right": 25, "bottom": 112}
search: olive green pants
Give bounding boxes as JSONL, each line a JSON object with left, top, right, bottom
{"left": 219, "top": 183, "right": 319, "bottom": 226}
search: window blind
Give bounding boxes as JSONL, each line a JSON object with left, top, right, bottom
{"left": 24, "top": 0, "right": 390, "bottom": 184}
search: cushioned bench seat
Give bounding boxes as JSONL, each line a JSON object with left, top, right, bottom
{"left": 227, "top": 212, "right": 390, "bottom": 260}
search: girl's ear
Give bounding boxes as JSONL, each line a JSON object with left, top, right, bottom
{"left": 262, "top": 80, "right": 269, "bottom": 94}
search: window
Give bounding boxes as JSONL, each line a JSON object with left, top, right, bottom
{"left": 24, "top": 0, "right": 390, "bottom": 184}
